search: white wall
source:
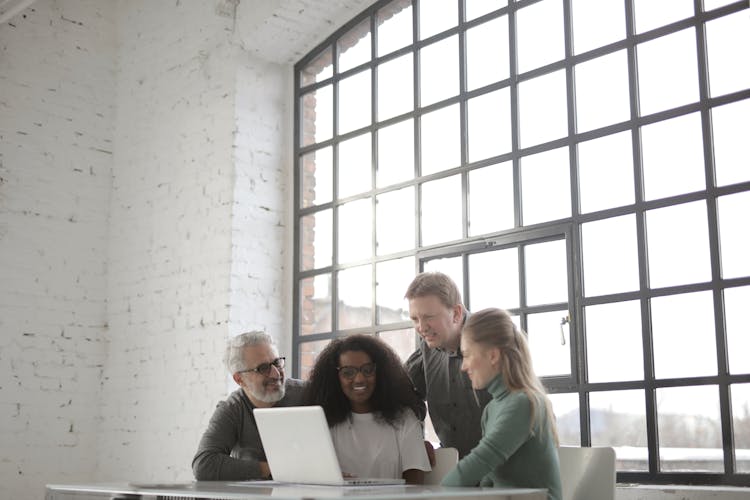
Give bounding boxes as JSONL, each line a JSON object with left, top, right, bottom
{"left": 0, "top": 0, "right": 114, "bottom": 497}
{"left": 0, "top": 0, "right": 292, "bottom": 497}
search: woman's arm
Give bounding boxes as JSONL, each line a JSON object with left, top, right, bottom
{"left": 441, "top": 393, "right": 532, "bottom": 487}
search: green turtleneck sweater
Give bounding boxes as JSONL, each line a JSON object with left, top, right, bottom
{"left": 441, "top": 374, "right": 561, "bottom": 500}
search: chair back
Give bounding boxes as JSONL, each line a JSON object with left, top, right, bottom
{"left": 557, "top": 446, "right": 616, "bottom": 500}
{"left": 423, "top": 447, "right": 459, "bottom": 485}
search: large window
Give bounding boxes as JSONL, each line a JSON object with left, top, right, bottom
{"left": 292, "top": 0, "right": 750, "bottom": 486}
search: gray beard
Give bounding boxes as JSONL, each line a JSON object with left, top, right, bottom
{"left": 249, "top": 381, "right": 286, "bottom": 404}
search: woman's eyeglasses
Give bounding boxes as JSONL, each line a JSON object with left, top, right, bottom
{"left": 237, "top": 357, "right": 285, "bottom": 376}
{"left": 337, "top": 362, "right": 377, "bottom": 380}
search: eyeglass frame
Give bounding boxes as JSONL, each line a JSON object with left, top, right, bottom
{"left": 237, "top": 356, "right": 286, "bottom": 377}
{"left": 336, "top": 362, "right": 377, "bottom": 380}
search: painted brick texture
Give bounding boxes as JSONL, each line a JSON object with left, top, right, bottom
{"left": 1, "top": 0, "right": 292, "bottom": 498}
{"left": 0, "top": 0, "right": 115, "bottom": 498}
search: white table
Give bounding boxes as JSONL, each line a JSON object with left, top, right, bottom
{"left": 45, "top": 481, "right": 547, "bottom": 500}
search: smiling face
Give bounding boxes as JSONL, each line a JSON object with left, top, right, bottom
{"left": 337, "top": 350, "right": 376, "bottom": 413}
{"left": 460, "top": 335, "right": 501, "bottom": 390}
{"left": 408, "top": 295, "right": 464, "bottom": 352}
{"left": 232, "top": 342, "right": 285, "bottom": 408}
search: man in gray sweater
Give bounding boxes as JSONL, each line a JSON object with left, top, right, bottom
{"left": 192, "top": 331, "right": 305, "bottom": 480}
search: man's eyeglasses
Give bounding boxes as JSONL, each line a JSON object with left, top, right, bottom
{"left": 237, "top": 357, "right": 285, "bottom": 376}
{"left": 337, "top": 362, "right": 376, "bottom": 380}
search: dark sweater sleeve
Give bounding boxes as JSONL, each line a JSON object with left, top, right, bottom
{"left": 191, "top": 399, "right": 263, "bottom": 481}
{"left": 405, "top": 345, "right": 426, "bottom": 400}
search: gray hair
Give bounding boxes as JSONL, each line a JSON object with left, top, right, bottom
{"left": 224, "top": 331, "right": 277, "bottom": 374}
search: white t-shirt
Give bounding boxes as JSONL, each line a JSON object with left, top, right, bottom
{"left": 330, "top": 410, "right": 432, "bottom": 479}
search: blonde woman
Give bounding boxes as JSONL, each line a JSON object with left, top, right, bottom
{"left": 441, "top": 308, "right": 561, "bottom": 500}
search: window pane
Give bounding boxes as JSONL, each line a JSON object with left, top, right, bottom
{"left": 338, "top": 18, "right": 371, "bottom": 73}
{"left": 466, "top": 16, "right": 509, "bottom": 91}
{"left": 468, "top": 161, "right": 514, "bottom": 236}
{"left": 377, "top": 0, "right": 413, "bottom": 57}
{"left": 590, "top": 390, "right": 648, "bottom": 471}
{"left": 377, "top": 118, "right": 415, "bottom": 187}
{"left": 641, "top": 113, "right": 705, "bottom": 201}
{"left": 646, "top": 201, "right": 711, "bottom": 288}
{"left": 633, "top": 0, "right": 693, "bottom": 34}
{"left": 571, "top": 0, "right": 626, "bottom": 55}
{"left": 704, "top": 0, "right": 739, "bottom": 10}
{"left": 521, "top": 146, "right": 571, "bottom": 226}
{"left": 420, "top": 35, "right": 459, "bottom": 107}
{"left": 578, "top": 131, "right": 634, "bottom": 213}
{"left": 575, "top": 50, "right": 630, "bottom": 133}
{"left": 528, "top": 310, "right": 571, "bottom": 377}
{"left": 549, "top": 393, "right": 581, "bottom": 446}
{"left": 299, "top": 339, "right": 330, "bottom": 380}
{"left": 519, "top": 69, "right": 568, "bottom": 148}
{"left": 419, "top": 0, "right": 457, "bottom": 40}
{"left": 301, "top": 85, "right": 332, "bottom": 146}
{"left": 467, "top": 87, "right": 512, "bottom": 162}
{"left": 376, "top": 257, "right": 414, "bottom": 325}
{"left": 300, "top": 146, "right": 332, "bottom": 208}
{"left": 516, "top": 0, "right": 565, "bottom": 74}
{"left": 338, "top": 198, "right": 372, "bottom": 264}
{"left": 651, "top": 291, "right": 717, "bottom": 379}
{"left": 731, "top": 383, "right": 750, "bottom": 473}
{"left": 338, "top": 264, "right": 372, "bottom": 329}
{"left": 338, "top": 132, "right": 372, "bottom": 198}
{"left": 423, "top": 255, "right": 463, "bottom": 291}
{"left": 379, "top": 328, "right": 417, "bottom": 362}
{"left": 712, "top": 98, "right": 750, "bottom": 187}
{"left": 725, "top": 286, "right": 750, "bottom": 375}
{"left": 300, "top": 275, "right": 332, "bottom": 336}
{"left": 582, "top": 214, "right": 639, "bottom": 297}
{"left": 300, "top": 208, "right": 332, "bottom": 271}
{"left": 421, "top": 175, "right": 462, "bottom": 246}
{"left": 585, "top": 300, "right": 644, "bottom": 383}
{"left": 376, "top": 186, "right": 415, "bottom": 255}
{"left": 468, "top": 248, "right": 520, "bottom": 311}
{"left": 706, "top": 10, "right": 750, "bottom": 98}
{"left": 421, "top": 104, "right": 461, "bottom": 176}
{"left": 657, "top": 385, "right": 722, "bottom": 473}
{"left": 300, "top": 46, "right": 333, "bottom": 86}
{"left": 378, "top": 53, "right": 414, "bottom": 121}
{"left": 466, "top": 0, "right": 507, "bottom": 21}
{"left": 338, "top": 69, "right": 371, "bottom": 134}
{"left": 637, "top": 28, "right": 699, "bottom": 116}
{"left": 525, "top": 239, "right": 568, "bottom": 306}
{"left": 718, "top": 191, "right": 750, "bottom": 279}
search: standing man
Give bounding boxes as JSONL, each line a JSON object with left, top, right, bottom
{"left": 404, "top": 272, "right": 491, "bottom": 458}
{"left": 192, "top": 331, "right": 305, "bottom": 480}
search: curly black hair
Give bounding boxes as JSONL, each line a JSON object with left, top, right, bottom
{"left": 303, "top": 334, "right": 424, "bottom": 427}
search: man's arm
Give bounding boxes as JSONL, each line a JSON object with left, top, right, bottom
{"left": 405, "top": 345, "right": 427, "bottom": 400}
{"left": 191, "top": 400, "right": 265, "bottom": 481}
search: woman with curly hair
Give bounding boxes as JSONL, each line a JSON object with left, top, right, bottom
{"left": 303, "top": 334, "right": 431, "bottom": 484}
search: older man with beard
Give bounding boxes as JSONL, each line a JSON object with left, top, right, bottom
{"left": 192, "top": 331, "right": 305, "bottom": 480}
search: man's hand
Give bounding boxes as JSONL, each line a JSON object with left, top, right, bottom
{"left": 424, "top": 440, "right": 436, "bottom": 466}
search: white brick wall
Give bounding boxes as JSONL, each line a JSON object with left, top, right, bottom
{"left": 0, "top": 0, "right": 114, "bottom": 498}
{"left": 1, "top": 0, "right": 294, "bottom": 497}
{"left": 99, "top": 0, "right": 242, "bottom": 484}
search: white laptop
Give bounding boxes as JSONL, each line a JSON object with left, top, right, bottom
{"left": 254, "top": 405, "right": 405, "bottom": 486}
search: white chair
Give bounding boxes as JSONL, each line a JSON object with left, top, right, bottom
{"left": 423, "top": 446, "right": 459, "bottom": 485}
{"left": 557, "top": 446, "right": 616, "bottom": 500}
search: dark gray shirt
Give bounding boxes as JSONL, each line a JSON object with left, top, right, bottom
{"left": 192, "top": 379, "right": 306, "bottom": 480}
{"left": 406, "top": 338, "right": 491, "bottom": 458}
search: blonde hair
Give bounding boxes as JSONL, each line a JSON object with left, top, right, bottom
{"left": 404, "top": 271, "right": 462, "bottom": 309}
{"left": 463, "top": 308, "right": 559, "bottom": 445}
